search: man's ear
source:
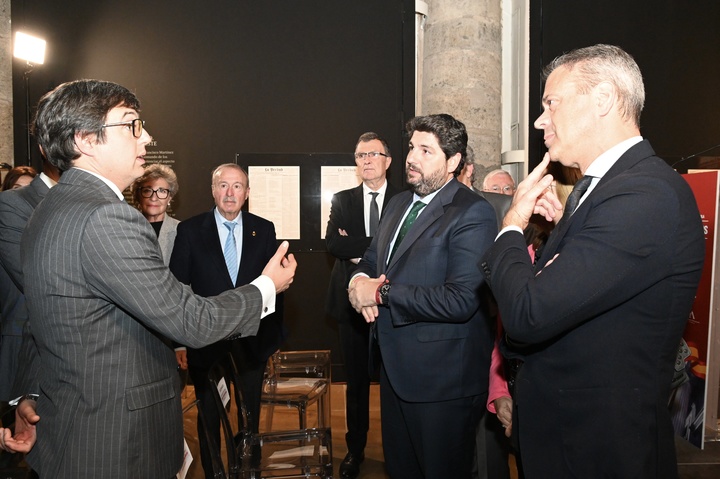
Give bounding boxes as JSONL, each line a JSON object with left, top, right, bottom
{"left": 595, "top": 81, "right": 616, "bottom": 117}
{"left": 447, "top": 152, "right": 462, "bottom": 173}
{"left": 73, "top": 131, "right": 96, "bottom": 157}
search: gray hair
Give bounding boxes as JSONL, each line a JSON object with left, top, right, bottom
{"left": 544, "top": 44, "right": 645, "bottom": 126}
{"left": 482, "top": 169, "right": 514, "bottom": 190}
{"left": 212, "top": 163, "right": 249, "bottom": 187}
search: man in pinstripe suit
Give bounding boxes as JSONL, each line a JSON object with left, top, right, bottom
{"left": 0, "top": 79, "right": 296, "bottom": 479}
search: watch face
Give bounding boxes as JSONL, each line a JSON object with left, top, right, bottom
{"left": 380, "top": 283, "right": 391, "bottom": 304}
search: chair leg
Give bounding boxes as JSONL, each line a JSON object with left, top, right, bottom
{"left": 298, "top": 404, "right": 306, "bottom": 429}
{"left": 264, "top": 404, "right": 274, "bottom": 432}
{"left": 318, "top": 394, "right": 329, "bottom": 428}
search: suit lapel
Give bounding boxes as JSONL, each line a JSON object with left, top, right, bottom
{"left": 383, "top": 183, "right": 400, "bottom": 213}
{"left": 349, "top": 185, "right": 366, "bottom": 235}
{"left": 201, "top": 211, "right": 235, "bottom": 286}
{"left": 537, "top": 140, "right": 655, "bottom": 269}
{"left": 376, "top": 191, "right": 412, "bottom": 274}
{"left": 239, "top": 212, "right": 257, "bottom": 273}
{"left": 385, "top": 180, "right": 459, "bottom": 271}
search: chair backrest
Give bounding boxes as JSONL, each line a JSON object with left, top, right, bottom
{"left": 476, "top": 190, "right": 512, "bottom": 230}
{"left": 269, "top": 350, "right": 332, "bottom": 380}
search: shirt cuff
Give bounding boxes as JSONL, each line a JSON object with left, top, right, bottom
{"left": 9, "top": 394, "right": 39, "bottom": 406}
{"left": 495, "top": 225, "right": 523, "bottom": 240}
{"left": 252, "top": 275, "right": 276, "bottom": 319}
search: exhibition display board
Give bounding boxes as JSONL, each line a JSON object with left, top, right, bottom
{"left": 672, "top": 171, "right": 720, "bottom": 448}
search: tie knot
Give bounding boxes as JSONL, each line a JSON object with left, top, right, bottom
{"left": 409, "top": 200, "right": 426, "bottom": 214}
{"left": 370, "top": 192, "right": 379, "bottom": 199}
{"left": 224, "top": 221, "right": 236, "bottom": 232}
{"left": 573, "top": 175, "right": 594, "bottom": 193}
{"left": 562, "top": 175, "right": 595, "bottom": 220}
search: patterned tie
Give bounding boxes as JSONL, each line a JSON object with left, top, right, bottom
{"left": 388, "top": 201, "right": 426, "bottom": 262}
{"left": 369, "top": 192, "right": 380, "bottom": 237}
{"left": 223, "top": 221, "right": 238, "bottom": 285}
{"left": 560, "top": 175, "right": 594, "bottom": 223}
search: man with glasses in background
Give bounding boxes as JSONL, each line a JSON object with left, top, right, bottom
{"left": 325, "top": 132, "right": 400, "bottom": 478}
{"left": 0, "top": 79, "right": 296, "bottom": 479}
{"left": 482, "top": 169, "right": 516, "bottom": 196}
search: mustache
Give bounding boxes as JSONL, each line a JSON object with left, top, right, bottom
{"left": 222, "top": 197, "right": 238, "bottom": 203}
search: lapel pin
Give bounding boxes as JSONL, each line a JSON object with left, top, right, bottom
{"left": 252, "top": 231, "right": 256, "bottom": 236}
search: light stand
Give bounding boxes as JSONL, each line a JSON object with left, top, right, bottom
{"left": 23, "top": 65, "right": 33, "bottom": 166}
{"left": 13, "top": 32, "right": 46, "bottom": 166}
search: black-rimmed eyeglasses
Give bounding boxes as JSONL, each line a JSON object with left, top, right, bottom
{"left": 140, "top": 187, "right": 169, "bottom": 199}
{"left": 101, "top": 118, "right": 145, "bottom": 138}
{"left": 354, "top": 151, "right": 388, "bottom": 160}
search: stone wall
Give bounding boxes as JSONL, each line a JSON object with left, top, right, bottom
{"left": 421, "top": 0, "right": 502, "bottom": 185}
{"left": 0, "top": 0, "right": 12, "bottom": 166}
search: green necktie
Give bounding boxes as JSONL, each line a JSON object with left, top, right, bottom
{"left": 388, "top": 201, "right": 426, "bottom": 262}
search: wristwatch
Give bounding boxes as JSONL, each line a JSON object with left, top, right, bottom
{"left": 378, "top": 282, "right": 391, "bottom": 306}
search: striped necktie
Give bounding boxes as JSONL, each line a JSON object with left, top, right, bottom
{"left": 223, "top": 221, "right": 238, "bottom": 284}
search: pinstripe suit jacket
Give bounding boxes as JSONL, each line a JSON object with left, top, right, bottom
{"left": 20, "top": 168, "right": 265, "bottom": 479}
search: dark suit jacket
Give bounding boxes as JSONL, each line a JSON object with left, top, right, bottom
{"left": 170, "top": 209, "right": 284, "bottom": 369}
{"left": 0, "top": 175, "right": 49, "bottom": 291}
{"left": 325, "top": 182, "right": 400, "bottom": 322}
{"left": 482, "top": 140, "right": 705, "bottom": 478}
{"left": 355, "top": 178, "right": 497, "bottom": 402}
{"left": 21, "top": 168, "right": 266, "bottom": 479}
{"left": 0, "top": 176, "right": 50, "bottom": 400}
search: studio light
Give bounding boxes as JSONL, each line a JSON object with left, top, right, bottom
{"left": 13, "top": 32, "right": 46, "bottom": 65}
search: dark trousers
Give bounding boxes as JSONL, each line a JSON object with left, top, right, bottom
{"left": 190, "top": 350, "right": 266, "bottom": 479}
{"left": 473, "top": 410, "right": 521, "bottom": 479}
{"left": 338, "top": 319, "right": 371, "bottom": 455}
{"left": 380, "top": 365, "right": 484, "bottom": 479}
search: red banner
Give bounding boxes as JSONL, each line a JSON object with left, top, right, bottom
{"left": 671, "top": 171, "right": 718, "bottom": 448}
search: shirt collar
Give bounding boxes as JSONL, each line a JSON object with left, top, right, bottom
{"left": 73, "top": 167, "right": 124, "bottom": 200}
{"left": 214, "top": 207, "right": 241, "bottom": 226}
{"left": 585, "top": 136, "right": 643, "bottom": 179}
{"left": 38, "top": 172, "right": 57, "bottom": 189}
{"left": 362, "top": 180, "right": 388, "bottom": 196}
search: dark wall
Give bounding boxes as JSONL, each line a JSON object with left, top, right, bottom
{"left": 12, "top": 0, "right": 415, "bottom": 378}
{"left": 529, "top": 0, "right": 720, "bottom": 172}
